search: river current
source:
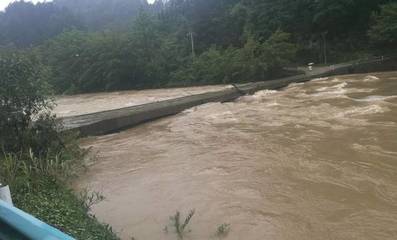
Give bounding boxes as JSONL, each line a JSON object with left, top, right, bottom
{"left": 75, "top": 72, "right": 397, "bottom": 240}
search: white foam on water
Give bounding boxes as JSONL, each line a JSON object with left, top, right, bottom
{"left": 238, "top": 90, "right": 278, "bottom": 103}
{"left": 312, "top": 88, "right": 348, "bottom": 98}
{"left": 288, "top": 82, "right": 304, "bottom": 88}
{"left": 336, "top": 104, "right": 387, "bottom": 118}
{"left": 182, "top": 108, "right": 196, "bottom": 114}
{"left": 352, "top": 143, "right": 397, "bottom": 158}
{"left": 331, "top": 78, "right": 341, "bottom": 83}
{"left": 207, "top": 111, "right": 239, "bottom": 124}
{"left": 238, "top": 95, "right": 258, "bottom": 103}
{"left": 364, "top": 75, "right": 380, "bottom": 82}
{"left": 317, "top": 82, "right": 348, "bottom": 92}
{"left": 311, "top": 77, "right": 329, "bottom": 82}
{"left": 181, "top": 102, "right": 221, "bottom": 114}
{"left": 312, "top": 81, "right": 376, "bottom": 99}
{"left": 352, "top": 95, "right": 397, "bottom": 102}
{"left": 266, "top": 101, "right": 281, "bottom": 107}
{"left": 253, "top": 89, "right": 278, "bottom": 97}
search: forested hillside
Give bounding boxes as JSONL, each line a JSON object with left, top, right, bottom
{"left": 1, "top": 0, "right": 396, "bottom": 93}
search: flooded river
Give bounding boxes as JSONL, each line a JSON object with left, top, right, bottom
{"left": 76, "top": 72, "right": 397, "bottom": 240}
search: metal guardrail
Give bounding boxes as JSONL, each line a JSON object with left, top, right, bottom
{"left": 0, "top": 200, "right": 74, "bottom": 240}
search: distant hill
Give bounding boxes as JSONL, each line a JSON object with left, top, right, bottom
{"left": 0, "top": 0, "right": 149, "bottom": 47}
{"left": 54, "top": 0, "right": 148, "bottom": 30}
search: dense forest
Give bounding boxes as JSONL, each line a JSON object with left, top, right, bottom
{"left": 1, "top": 0, "right": 396, "bottom": 93}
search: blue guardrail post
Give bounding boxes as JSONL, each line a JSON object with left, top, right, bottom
{"left": 0, "top": 200, "right": 75, "bottom": 240}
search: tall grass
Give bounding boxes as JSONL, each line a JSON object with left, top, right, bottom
{"left": 0, "top": 153, "right": 19, "bottom": 186}
{"left": 165, "top": 209, "right": 195, "bottom": 239}
{"left": 0, "top": 149, "right": 77, "bottom": 187}
{"left": 0, "top": 150, "right": 119, "bottom": 239}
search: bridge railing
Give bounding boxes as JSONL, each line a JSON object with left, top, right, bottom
{"left": 0, "top": 199, "right": 74, "bottom": 240}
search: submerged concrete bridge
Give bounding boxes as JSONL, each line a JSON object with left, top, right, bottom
{"left": 60, "top": 57, "right": 397, "bottom": 136}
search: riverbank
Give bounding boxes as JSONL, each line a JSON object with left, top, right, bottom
{"left": 1, "top": 147, "right": 120, "bottom": 239}
{"left": 10, "top": 176, "right": 119, "bottom": 239}
{"left": 0, "top": 50, "right": 120, "bottom": 240}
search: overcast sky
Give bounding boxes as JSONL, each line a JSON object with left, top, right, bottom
{"left": 0, "top": 0, "right": 155, "bottom": 11}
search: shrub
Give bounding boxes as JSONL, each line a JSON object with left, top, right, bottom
{"left": 171, "top": 30, "right": 297, "bottom": 85}
{"left": 0, "top": 49, "right": 114, "bottom": 239}
{"left": 165, "top": 209, "right": 195, "bottom": 239}
{"left": 216, "top": 223, "right": 231, "bottom": 238}
{"left": 0, "top": 49, "right": 52, "bottom": 154}
{"left": 0, "top": 48, "right": 85, "bottom": 183}
{"left": 12, "top": 176, "right": 119, "bottom": 240}
{"left": 0, "top": 49, "right": 83, "bottom": 165}
{"left": 369, "top": 2, "right": 397, "bottom": 49}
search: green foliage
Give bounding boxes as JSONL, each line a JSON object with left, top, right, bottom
{"left": 0, "top": 1, "right": 82, "bottom": 47}
{"left": 43, "top": 13, "right": 182, "bottom": 93}
{"left": 0, "top": 49, "right": 54, "bottom": 154}
{"left": 54, "top": 0, "right": 146, "bottom": 30}
{"left": 0, "top": 153, "right": 19, "bottom": 187}
{"left": 0, "top": 150, "right": 75, "bottom": 188}
{"left": 216, "top": 223, "right": 231, "bottom": 238}
{"left": 171, "top": 46, "right": 231, "bottom": 85}
{"left": 369, "top": 2, "right": 397, "bottom": 48}
{"left": 1, "top": 0, "right": 394, "bottom": 91}
{"left": 78, "top": 189, "right": 106, "bottom": 212}
{"left": 0, "top": 48, "right": 115, "bottom": 239}
{"left": 258, "top": 30, "right": 298, "bottom": 71}
{"left": 1, "top": 0, "right": 391, "bottom": 93}
{"left": 0, "top": 48, "right": 83, "bottom": 185}
{"left": 243, "top": 0, "right": 389, "bottom": 62}
{"left": 12, "top": 177, "right": 119, "bottom": 240}
{"left": 166, "top": 209, "right": 195, "bottom": 239}
{"left": 173, "top": 30, "right": 297, "bottom": 85}
{"left": 44, "top": 30, "right": 137, "bottom": 93}
{"left": 41, "top": 30, "right": 89, "bottom": 93}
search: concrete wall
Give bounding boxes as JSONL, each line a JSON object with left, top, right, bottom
{"left": 60, "top": 58, "right": 397, "bottom": 136}
{"left": 61, "top": 88, "right": 242, "bottom": 136}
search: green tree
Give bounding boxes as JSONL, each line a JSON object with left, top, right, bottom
{"left": 0, "top": 49, "right": 53, "bottom": 153}
{"left": 44, "top": 30, "right": 139, "bottom": 93}
{"left": 0, "top": 1, "right": 82, "bottom": 47}
{"left": 0, "top": 49, "right": 118, "bottom": 240}
{"left": 172, "top": 30, "right": 297, "bottom": 85}
{"left": 42, "top": 30, "right": 89, "bottom": 93}
{"left": 258, "top": 30, "right": 297, "bottom": 74}
{"left": 369, "top": 2, "right": 397, "bottom": 49}
{"left": 54, "top": 0, "right": 147, "bottom": 30}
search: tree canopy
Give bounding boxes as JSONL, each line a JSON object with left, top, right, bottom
{"left": 0, "top": 0, "right": 395, "bottom": 93}
{"left": 369, "top": 2, "right": 397, "bottom": 48}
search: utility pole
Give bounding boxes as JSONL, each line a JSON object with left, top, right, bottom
{"left": 188, "top": 31, "right": 196, "bottom": 58}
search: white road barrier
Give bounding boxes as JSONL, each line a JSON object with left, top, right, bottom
{"left": 0, "top": 184, "right": 13, "bottom": 205}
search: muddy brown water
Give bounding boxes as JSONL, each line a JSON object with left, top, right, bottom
{"left": 75, "top": 72, "right": 397, "bottom": 240}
